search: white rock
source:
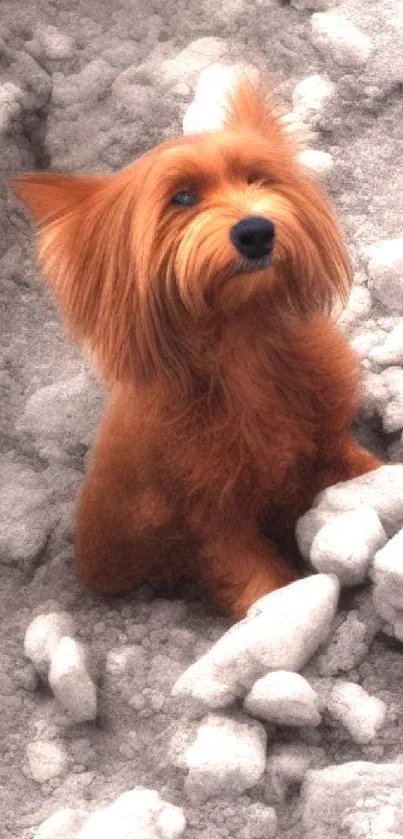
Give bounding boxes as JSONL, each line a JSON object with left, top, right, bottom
{"left": 309, "top": 507, "right": 386, "bottom": 585}
{"left": 312, "top": 465, "right": 403, "bottom": 537}
{"left": 24, "top": 612, "right": 75, "bottom": 677}
{"left": 36, "top": 25, "right": 75, "bottom": 60}
{"left": 339, "top": 285, "right": 372, "bottom": 333}
{"left": 160, "top": 38, "right": 228, "bottom": 88}
{"left": 183, "top": 63, "right": 239, "bottom": 134}
{"left": 172, "top": 575, "right": 339, "bottom": 708}
{"left": 27, "top": 740, "right": 68, "bottom": 783}
{"left": 327, "top": 681, "right": 386, "bottom": 744}
{"left": 183, "top": 62, "right": 259, "bottom": 135}
{"left": 49, "top": 637, "right": 97, "bottom": 723}
{"left": 311, "top": 13, "right": 372, "bottom": 69}
{"left": 371, "top": 529, "right": 403, "bottom": 598}
{"left": 296, "top": 508, "right": 334, "bottom": 558}
{"left": 18, "top": 373, "right": 102, "bottom": 448}
{"left": 381, "top": 368, "right": 403, "bottom": 433}
{"left": 371, "top": 529, "right": 403, "bottom": 639}
{"left": 362, "top": 368, "right": 403, "bottom": 433}
{"left": 244, "top": 671, "right": 320, "bottom": 727}
{"left": 302, "top": 762, "right": 403, "bottom": 839}
{"left": 298, "top": 148, "right": 333, "bottom": 179}
{"left": 367, "top": 239, "right": 403, "bottom": 314}
{"left": 369, "top": 322, "right": 403, "bottom": 367}
{"left": 0, "top": 82, "right": 24, "bottom": 132}
{"left": 77, "top": 789, "right": 186, "bottom": 839}
{"left": 184, "top": 713, "right": 266, "bottom": 803}
{"left": 34, "top": 808, "right": 89, "bottom": 839}
{"left": 292, "top": 74, "right": 336, "bottom": 127}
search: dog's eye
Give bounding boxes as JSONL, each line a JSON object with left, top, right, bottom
{"left": 247, "top": 173, "right": 263, "bottom": 185}
{"left": 171, "top": 190, "right": 198, "bottom": 207}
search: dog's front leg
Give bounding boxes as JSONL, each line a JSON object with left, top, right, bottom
{"left": 314, "top": 432, "right": 383, "bottom": 494}
{"left": 75, "top": 466, "right": 176, "bottom": 596}
{"left": 199, "top": 531, "right": 298, "bottom": 618}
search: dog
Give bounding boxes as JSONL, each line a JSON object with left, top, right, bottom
{"left": 12, "top": 74, "right": 382, "bottom": 617}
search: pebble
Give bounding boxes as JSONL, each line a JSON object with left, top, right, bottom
{"left": 298, "top": 148, "right": 333, "bottom": 179}
{"left": 369, "top": 322, "right": 403, "bottom": 367}
{"left": 244, "top": 671, "right": 321, "bottom": 727}
{"left": 292, "top": 74, "right": 336, "bottom": 127}
{"left": 0, "top": 82, "right": 24, "bottom": 132}
{"left": 311, "top": 465, "right": 403, "bottom": 537}
{"left": 309, "top": 507, "right": 386, "bottom": 585}
{"left": 27, "top": 740, "right": 68, "bottom": 784}
{"left": 311, "top": 13, "right": 372, "bottom": 69}
{"left": 184, "top": 713, "right": 267, "bottom": 803}
{"left": 327, "top": 681, "right": 387, "bottom": 744}
{"left": 172, "top": 575, "right": 339, "bottom": 708}
{"left": 48, "top": 637, "right": 97, "bottom": 723}
{"left": 24, "top": 612, "right": 76, "bottom": 677}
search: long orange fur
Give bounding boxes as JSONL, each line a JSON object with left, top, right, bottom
{"left": 12, "top": 77, "right": 382, "bottom": 617}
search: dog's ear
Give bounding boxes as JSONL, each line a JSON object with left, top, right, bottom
{"left": 224, "top": 74, "right": 285, "bottom": 139}
{"left": 10, "top": 172, "right": 108, "bottom": 224}
{"left": 11, "top": 170, "right": 146, "bottom": 383}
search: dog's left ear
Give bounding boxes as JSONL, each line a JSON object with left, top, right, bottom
{"left": 11, "top": 170, "right": 145, "bottom": 383}
{"left": 10, "top": 172, "right": 108, "bottom": 225}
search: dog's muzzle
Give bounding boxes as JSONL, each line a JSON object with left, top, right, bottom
{"left": 230, "top": 216, "right": 276, "bottom": 265}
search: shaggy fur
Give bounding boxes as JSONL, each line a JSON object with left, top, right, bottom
{"left": 12, "top": 77, "right": 382, "bottom": 617}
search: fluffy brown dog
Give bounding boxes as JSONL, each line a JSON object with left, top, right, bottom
{"left": 13, "top": 77, "right": 382, "bottom": 617}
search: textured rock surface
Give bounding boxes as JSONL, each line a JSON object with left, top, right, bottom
{"left": 2, "top": 1, "right": 403, "bottom": 837}
{"left": 172, "top": 574, "right": 339, "bottom": 708}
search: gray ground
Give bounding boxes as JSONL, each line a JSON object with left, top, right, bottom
{"left": 1, "top": 0, "right": 403, "bottom": 837}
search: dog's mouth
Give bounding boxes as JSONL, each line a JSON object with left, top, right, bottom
{"left": 231, "top": 254, "right": 273, "bottom": 276}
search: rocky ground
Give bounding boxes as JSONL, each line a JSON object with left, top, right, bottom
{"left": 1, "top": 0, "right": 403, "bottom": 837}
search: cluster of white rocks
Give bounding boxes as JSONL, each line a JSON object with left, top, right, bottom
{"left": 171, "top": 573, "right": 388, "bottom": 799}
{"left": 24, "top": 611, "right": 97, "bottom": 725}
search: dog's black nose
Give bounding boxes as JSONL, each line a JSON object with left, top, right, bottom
{"left": 230, "top": 216, "right": 275, "bottom": 259}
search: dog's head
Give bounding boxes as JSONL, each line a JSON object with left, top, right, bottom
{"left": 12, "top": 75, "right": 351, "bottom": 387}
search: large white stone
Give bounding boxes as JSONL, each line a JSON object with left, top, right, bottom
{"left": 301, "top": 762, "right": 403, "bottom": 839}
{"left": 172, "top": 575, "right": 339, "bottom": 708}
{"left": 184, "top": 713, "right": 266, "bottom": 803}
{"left": 311, "top": 13, "right": 372, "bottom": 69}
{"left": 77, "top": 789, "right": 186, "bottom": 839}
